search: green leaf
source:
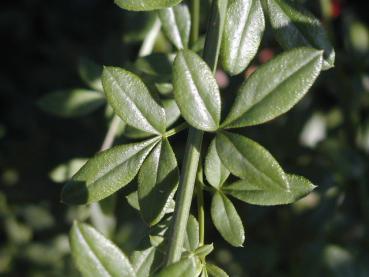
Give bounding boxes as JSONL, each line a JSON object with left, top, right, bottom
{"left": 37, "top": 89, "right": 105, "bottom": 118}
{"left": 134, "top": 53, "right": 174, "bottom": 78}
{"left": 102, "top": 67, "right": 166, "bottom": 134}
{"left": 154, "top": 257, "right": 198, "bottom": 277}
{"left": 224, "top": 174, "right": 316, "bottom": 205}
{"left": 211, "top": 191, "right": 245, "bottom": 247}
{"left": 115, "top": 0, "right": 183, "bottom": 11}
{"left": 62, "top": 138, "right": 159, "bottom": 205}
{"left": 49, "top": 158, "right": 87, "bottom": 183}
{"left": 78, "top": 57, "right": 103, "bottom": 91}
{"left": 126, "top": 191, "right": 140, "bottom": 211}
{"left": 264, "top": 0, "right": 335, "bottom": 69}
{"left": 70, "top": 222, "right": 135, "bottom": 277}
{"left": 138, "top": 139, "right": 179, "bottom": 226}
{"left": 173, "top": 50, "right": 221, "bottom": 131}
{"left": 222, "top": 48, "right": 323, "bottom": 128}
{"left": 131, "top": 247, "right": 157, "bottom": 277}
{"left": 184, "top": 215, "right": 199, "bottom": 252}
{"left": 193, "top": 244, "right": 214, "bottom": 258}
{"left": 206, "top": 264, "right": 229, "bottom": 277}
{"left": 216, "top": 132, "right": 288, "bottom": 190}
{"left": 159, "top": 4, "right": 191, "bottom": 50}
{"left": 221, "top": 0, "right": 265, "bottom": 75}
{"left": 205, "top": 139, "right": 230, "bottom": 189}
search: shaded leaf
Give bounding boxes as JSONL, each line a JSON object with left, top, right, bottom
{"left": 62, "top": 138, "right": 159, "bottom": 205}
{"left": 70, "top": 222, "right": 135, "bottom": 277}
{"left": 184, "top": 215, "right": 200, "bottom": 252}
{"left": 221, "top": 0, "right": 265, "bottom": 75}
{"left": 205, "top": 139, "right": 230, "bottom": 189}
{"left": 264, "top": 0, "right": 335, "bottom": 69}
{"left": 222, "top": 48, "right": 323, "bottom": 128}
{"left": 216, "top": 132, "right": 288, "bottom": 190}
{"left": 211, "top": 192, "right": 245, "bottom": 247}
{"left": 49, "top": 158, "right": 87, "bottom": 183}
{"left": 115, "top": 0, "right": 183, "bottom": 11}
{"left": 131, "top": 247, "right": 157, "bottom": 277}
{"left": 224, "top": 174, "right": 316, "bottom": 206}
{"left": 173, "top": 50, "right": 221, "bottom": 131}
{"left": 78, "top": 57, "right": 103, "bottom": 91}
{"left": 138, "top": 139, "right": 179, "bottom": 226}
{"left": 159, "top": 4, "right": 191, "bottom": 49}
{"left": 37, "top": 89, "right": 105, "bottom": 118}
{"left": 102, "top": 67, "right": 166, "bottom": 134}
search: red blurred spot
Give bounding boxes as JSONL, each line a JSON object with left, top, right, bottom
{"left": 331, "top": 0, "right": 341, "bottom": 18}
{"left": 259, "top": 48, "right": 274, "bottom": 64}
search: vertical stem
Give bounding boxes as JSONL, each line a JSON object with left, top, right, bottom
{"left": 165, "top": 0, "right": 228, "bottom": 265}
{"left": 190, "top": 0, "right": 200, "bottom": 47}
{"left": 196, "top": 168, "right": 205, "bottom": 246}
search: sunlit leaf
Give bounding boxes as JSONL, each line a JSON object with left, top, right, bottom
{"left": 222, "top": 48, "right": 323, "bottom": 128}
{"left": 115, "top": 0, "right": 183, "bottom": 11}
{"left": 173, "top": 50, "right": 221, "bottom": 131}
{"left": 70, "top": 222, "right": 135, "bottom": 277}
{"left": 205, "top": 139, "right": 230, "bottom": 189}
{"left": 62, "top": 137, "right": 159, "bottom": 205}
{"left": 221, "top": 0, "right": 265, "bottom": 75}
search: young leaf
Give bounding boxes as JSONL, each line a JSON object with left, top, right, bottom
{"left": 205, "top": 139, "right": 230, "bottom": 189}
{"left": 184, "top": 215, "right": 200, "bottom": 252}
{"left": 70, "top": 222, "right": 135, "bottom": 277}
{"left": 211, "top": 191, "right": 245, "bottom": 247}
{"left": 221, "top": 0, "right": 265, "bottom": 75}
{"left": 216, "top": 132, "right": 289, "bottom": 191}
{"left": 173, "top": 50, "right": 221, "bottom": 131}
{"left": 115, "top": 0, "right": 183, "bottom": 11}
{"left": 154, "top": 257, "right": 197, "bottom": 277}
{"left": 78, "top": 57, "right": 103, "bottom": 91}
{"left": 223, "top": 174, "right": 316, "bottom": 205}
{"left": 62, "top": 138, "right": 159, "bottom": 205}
{"left": 222, "top": 48, "right": 323, "bottom": 128}
{"left": 159, "top": 4, "right": 191, "bottom": 50}
{"left": 206, "top": 264, "right": 229, "bottom": 277}
{"left": 131, "top": 247, "right": 157, "bottom": 277}
{"left": 102, "top": 67, "right": 166, "bottom": 135}
{"left": 264, "top": 0, "right": 335, "bottom": 69}
{"left": 37, "top": 89, "right": 105, "bottom": 118}
{"left": 138, "top": 139, "right": 179, "bottom": 226}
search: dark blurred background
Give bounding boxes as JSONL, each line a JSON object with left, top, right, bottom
{"left": 1, "top": 0, "right": 369, "bottom": 276}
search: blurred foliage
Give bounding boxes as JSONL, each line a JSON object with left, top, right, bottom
{"left": 1, "top": 0, "right": 369, "bottom": 276}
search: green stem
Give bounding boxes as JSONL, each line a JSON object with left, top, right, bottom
{"left": 196, "top": 168, "right": 205, "bottom": 246}
{"left": 190, "top": 0, "right": 200, "bottom": 47}
{"left": 165, "top": 0, "right": 228, "bottom": 265}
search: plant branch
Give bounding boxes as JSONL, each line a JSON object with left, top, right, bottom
{"left": 165, "top": 0, "right": 228, "bottom": 265}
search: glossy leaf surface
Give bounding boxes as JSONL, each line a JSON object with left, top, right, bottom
{"left": 62, "top": 138, "right": 159, "bottom": 205}
{"left": 138, "top": 139, "right": 179, "bottom": 226}
{"left": 37, "top": 89, "right": 105, "bottom": 118}
{"left": 115, "top": 0, "right": 183, "bottom": 11}
{"left": 159, "top": 4, "right": 191, "bottom": 49}
{"left": 264, "top": 0, "right": 335, "bottom": 69}
{"left": 216, "top": 132, "right": 288, "bottom": 190}
{"left": 205, "top": 139, "right": 230, "bottom": 189}
{"left": 211, "top": 192, "right": 244, "bottom": 247}
{"left": 222, "top": 48, "right": 323, "bottom": 128}
{"left": 173, "top": 50, "right": 221, "bottom": 131}
{"left": 70, "top": 222, "right": 135, "bottom": 277}
{"left": 102, "top": 67, "right": 166, "bottom": 134}
{"left": 131, "top": 247, "right": 157, "bottom": 277}
{"left": 221, "top": 0, "right": 265, "bottom": 75}
{"left": 224, "top": 174, "right": 316, "bottom": 205}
